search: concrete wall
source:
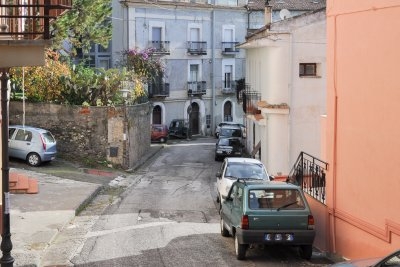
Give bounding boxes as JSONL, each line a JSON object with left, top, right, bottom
{"left": 9, "top": 101, "right": 151, "bottom": 169}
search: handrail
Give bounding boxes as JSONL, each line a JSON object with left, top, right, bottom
{"left": 287, "top": 151, "right": 328, "bottom": 204}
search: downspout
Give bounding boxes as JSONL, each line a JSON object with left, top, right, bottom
{"left": 211, "top": 9, "right": 215, "bottom": 135}
{"left": 330, "top": 14, "right": 338, "bottom": 254}
{"left": 288, "top": 32, "right": 293, "bottom": 176}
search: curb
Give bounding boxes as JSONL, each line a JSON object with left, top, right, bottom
{"left": 75, "top": 185, "right": 104, "bottom": 216}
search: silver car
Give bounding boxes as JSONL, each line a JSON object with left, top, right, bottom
{"left": 9, "top": 125, "right": 57, "bottom": 166}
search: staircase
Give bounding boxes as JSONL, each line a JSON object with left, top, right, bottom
{"left": 10, "top": 172, "right": 39, "bottom": 194}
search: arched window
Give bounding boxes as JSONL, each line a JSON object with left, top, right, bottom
{"left": 224, "top": 101, "right": 232, "bottom": 121}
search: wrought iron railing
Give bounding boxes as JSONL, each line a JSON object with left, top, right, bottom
{"left": 241, "top": 86, "right": 260, "bottom": 114}
{"left": 222, "top": 41, "right": 239, "bottom": 53}
{"left": 187, "top": 81, "right": 206, "bottom": 95}
{"left": 0, "top": 0, "right": 72, "bottom": 40}
{"left": 149, "top": 40, "right": 170, "bottom": 55}
{"left": 148, "top": 82, "right": 169, "bottom": 98}
{"left": 287, "top": 151, "right": 328, "bottom": 204}
{"left": 187, "top": 41, "right": 207, "bottom": 55}
{"left": 222, "top": 80, "right": 236, "bottom": 94}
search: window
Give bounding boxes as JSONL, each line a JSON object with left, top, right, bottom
{"left": 190, "top": 64, "right": 199, "bottom": 82}
{"left": 224, "top": 65, "right": 233, "bottom": 89}
{"left": 299, "top": 63, "right": 317, "bottom": 77}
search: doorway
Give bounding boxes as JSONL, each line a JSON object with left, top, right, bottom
{"left": 189, "top": 102, "right": 200, "bottom": 134}
{"left": 152, "top": 105, "right": 162, "bottom": 124}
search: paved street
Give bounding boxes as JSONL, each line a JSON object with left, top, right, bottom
{"left": 11, "top": 137, "right": 336, "bottom": 266}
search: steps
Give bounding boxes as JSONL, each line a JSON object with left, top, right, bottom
{"left": 9, "top": 172, "right": 39, "bottom": 194}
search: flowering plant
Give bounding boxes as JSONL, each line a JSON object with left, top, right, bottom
{"left": 118, "top": 47, "right": 164, "bottom": 82}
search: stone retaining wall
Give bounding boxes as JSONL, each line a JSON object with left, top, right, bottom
{"left": 9, "top": 101, "right": 151, "bottom": 169}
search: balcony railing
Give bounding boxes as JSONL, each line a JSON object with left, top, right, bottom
{"left": 221, "top": 80, "right": 236, "bottom": 94}
{"left": 187, "top": 41, "right": 207, "bottom": 55}
{"left": 222, "top": 42, "right": 239, "bottom": 54}
{"left": 287, "top": 152, "right": 328, "bottom": 204}
{"left": 242, "top": 86, "right": 260, "bottom": 114}
{"left": 149, "top": 40, "right": 170, "bottom": 55}
{"left": 187, "top": 81, "right": 206, "bottom": 96}
{"left": 0, "top": 0, "right": 72, "bottom": 40}
{"left": 148, "top": 82, "right": 170, "bottom": 98}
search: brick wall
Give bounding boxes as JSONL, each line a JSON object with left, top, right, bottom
{"left": 9, "top": 101, "right": 151, "bottom": 169}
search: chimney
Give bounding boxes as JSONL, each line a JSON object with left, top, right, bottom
{"left": 264, "top": 4, "right": 272, "bottom": 25}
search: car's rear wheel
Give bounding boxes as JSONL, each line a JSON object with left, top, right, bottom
{"left": 220, "top": 217, "right": 229, "bottom": 237}
{"left": 27, "top": 152, "right": 41, "bottom": 167}
{"left": 299, "top": 245, "right": 313, "bottom": 260}
{"left": 234, "top": 233, "right": 247, "bottom": 260}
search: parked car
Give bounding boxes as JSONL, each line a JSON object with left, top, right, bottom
{"left": 220, "top": 179, "right": 316, "bottom": 260}
{"left": 8, "top": 125, "right": 57, "bottom": 166}
{"left": 215, "top": 122, "right": 246, "bottom": 138}
{"left": 218, "top": 124, "right": 244, "bottom": 140}
{"left": 215, "top": 137, "right": 243, "bottom": 161}
{"left": 151, "top": 124, "right": 169, "bottom": 143}
{"left": 216, "top": 157, "right": 271, "bottom": 205}
{"left": 329, "top": 249, "right": 400, "bottom": 267}
{"left": 168, "top": 119, "right": 188, "bottom": 138}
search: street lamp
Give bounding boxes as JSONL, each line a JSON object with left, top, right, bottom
{"left": 0, "top": 24, "right": 14, "bottom": 267}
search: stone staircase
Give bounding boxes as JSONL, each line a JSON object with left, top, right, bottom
{"left": 10, "top": 172, "right": 38, "bottom": 194}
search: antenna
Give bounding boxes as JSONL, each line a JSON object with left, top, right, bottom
{"left": 279, "top": 9, "right": 291, "bottom": 20}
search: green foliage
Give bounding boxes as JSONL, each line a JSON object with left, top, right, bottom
{"left": 10, "top": 49, "right": 146, "bottom": 106}
{"left": 51, "top": 0, "right": 112, "bottom": 55}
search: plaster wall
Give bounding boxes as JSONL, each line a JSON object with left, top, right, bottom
{"left": 326, "top": 0, "right": 400, "bottom": 259}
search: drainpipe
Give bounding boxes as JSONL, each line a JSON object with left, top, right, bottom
{"left": 211, "top": 9, "right": 216, "bottom": 135}
{"left": 330, "top": 15, "right": 338, "bottom": 254}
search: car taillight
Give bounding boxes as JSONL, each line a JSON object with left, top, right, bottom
{"left": 308, "top": 215, "right": 315, "bottom": 230}
{"left": 241, "top": 215, "right": 249, "bottom": 230}
{"left": 40, "top": 135, "right": 46, "bottom": 151}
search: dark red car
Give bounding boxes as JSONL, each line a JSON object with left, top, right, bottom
{"left": 151, "top": 124, "right": 169, "bottom": 143}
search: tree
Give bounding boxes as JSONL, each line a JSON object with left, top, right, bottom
{"left": 10, "top": 50, "right": 71, "bottom": 103}
{"left": 51, "top": 0, "right": 112, "bottom": 55}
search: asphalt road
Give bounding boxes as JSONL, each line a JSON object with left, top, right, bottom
{"left": 11, "top": 137, "right": 337, "bottom": 266}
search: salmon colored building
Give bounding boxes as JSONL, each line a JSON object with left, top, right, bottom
{"left": 322, "top": 0, "right": 400, "bottom": 259}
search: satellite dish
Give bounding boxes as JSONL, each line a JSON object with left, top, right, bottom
{"left": 279, "top": 9, "right": 291, "bottom": 20}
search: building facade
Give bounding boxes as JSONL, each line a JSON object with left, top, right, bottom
{"left": 112, "top": 0, "right": 254, "bottom": 136}
{"left": 323, "top": 0, "right": 400, "bottom": 259}
{"left": 239, "top": 8, "right": 326, "bottom": 177}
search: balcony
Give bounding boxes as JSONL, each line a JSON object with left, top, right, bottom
{"left": 187, "top": 41, "right": 207, "bottom": 55}
{"left": 222, "top": 42, "right": 239, "bottom": 55}
{"left": 187, "top": 81, "right": 206, "bottom": 96}
{"left": 221, "top": 80, "right": 236, "bottom": 94}
{"left": 148, "top": 82, "right": 170, "bottom": 98}
{"left": 149, "top": 41, "right": 170, "bottom": 55}
{"left": 241, "top": 88, "right": 261, "bottom": 114}
{"left": 0, "top": 0, "right": 72, "bottom": 40}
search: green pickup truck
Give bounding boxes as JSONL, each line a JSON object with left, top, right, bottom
{"left": 220, "top": 179, "right": 315, "bottom": 260}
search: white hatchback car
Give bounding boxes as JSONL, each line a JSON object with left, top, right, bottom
{"left": 216, "top": 157, "right": 272, "bottom": 207}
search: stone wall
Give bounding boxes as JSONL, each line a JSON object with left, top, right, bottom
{"left": 9, "top": 101, "right": 151, "bottom": 169}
